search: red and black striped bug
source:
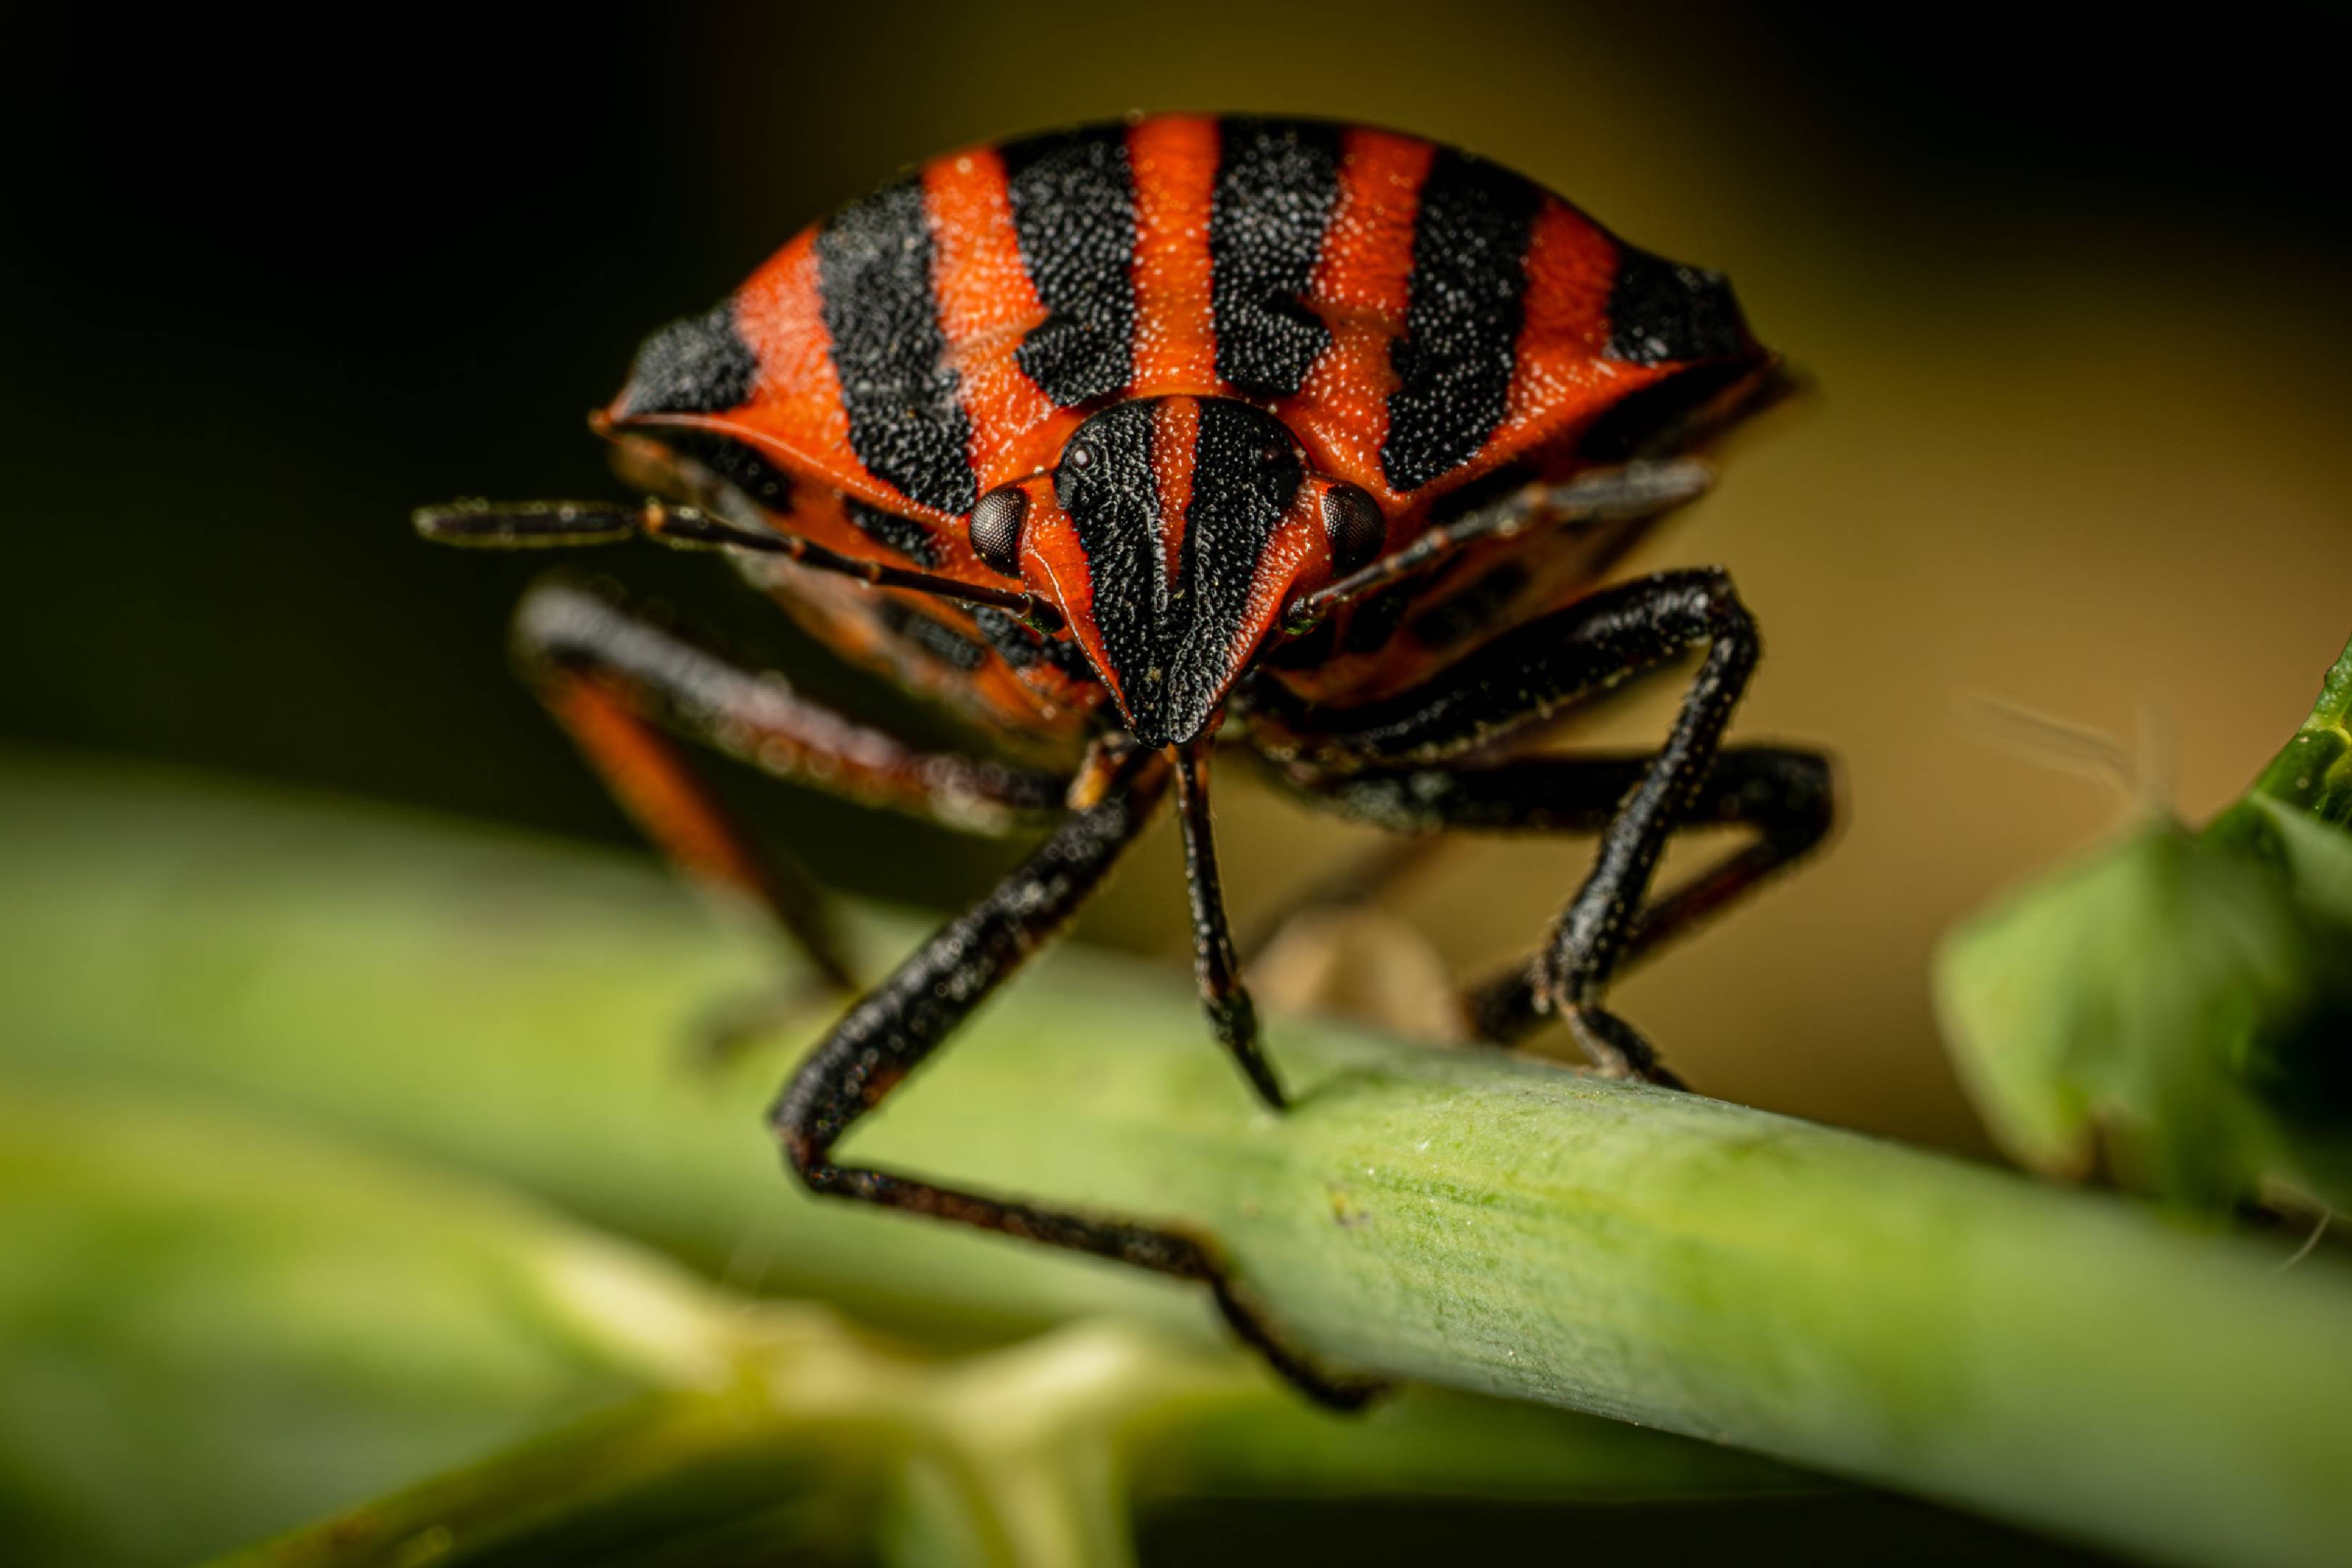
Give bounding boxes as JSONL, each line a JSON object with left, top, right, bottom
{"left": 418, "top": 115, "right": 1833, "bottom": 1403}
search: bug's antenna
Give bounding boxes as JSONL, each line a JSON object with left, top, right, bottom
{"left": 1967, "top": 695, "right": 2171, "bottom": 819}
{"left": 412, "top": 499, "right": 643, "bottom": 548}
{"left": 414, "top": 497, "right": 1063, "bottom": 634}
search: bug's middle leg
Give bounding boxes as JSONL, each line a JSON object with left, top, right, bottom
{"left": 771, "top": 740, "right": 1379, "bottom": 1408}
{"left": 1246, "top": 568, "right": 1788, "bottom": 1085}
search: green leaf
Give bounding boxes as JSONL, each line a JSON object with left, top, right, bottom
{"left": 1937, "top": 637, "right": 2352, "bottom": 1215}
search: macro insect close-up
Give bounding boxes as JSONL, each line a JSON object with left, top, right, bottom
{"left": 7, "top": 8, "right": 2351, "bottom": 1568}
{"left": 415, "top": 114, "right": 1832, "bottom": 1400}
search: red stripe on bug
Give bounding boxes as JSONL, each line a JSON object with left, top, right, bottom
{"left": 921, "top": 148, "right": 1074, "bottom": 495}
{"left": 669, "top": 235, "right": 902, "bottom": 518}
{"left": 1225, "top": 497, "right": 1323, "bottom": 684}
{"left": 1149, "top": 395, "right": 1199, "bottom": 595}
{"left": 1016, "top": 486, "right": 1124, "bottom": 718}
{"left": 1278, "top": 127, "right": 1434, "bottom": 509}
{"left": 1127, "top": 115, "right": 1222, "bottom": 391}
{"left": 1486, "top": 198, "right": 1674, "bottom": 478}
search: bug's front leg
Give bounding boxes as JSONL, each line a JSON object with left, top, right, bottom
{"left": 513, "top": 580, "right": 1066, "bottom": 1043}
{"left": 1248, "top": 568, "right": 1789, "bottom": 1085}
{"left": 771, "top": 740, "right": 1380, "bottom": 1408}
{"left": 1174, "top": 740, "right": 1286, "bottom": 1108}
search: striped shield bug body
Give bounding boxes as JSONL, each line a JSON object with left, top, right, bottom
{"left": 420, "top": 115, "right": 1834, "bottom": 1403}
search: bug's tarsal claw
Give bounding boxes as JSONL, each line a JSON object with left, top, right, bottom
{"left": 1564, "top": 1007, "right": 1683, "bottom": 1088}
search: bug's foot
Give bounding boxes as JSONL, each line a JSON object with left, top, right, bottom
{"left": 1563, "top": 1004, "right": 1688, "bottom": 1090}
{"left": 1206, "top": 1273, "right": 1389, "bottom": 1410}
{"left": 1206, "top": 989, "right": 1292, "bottom": 1112}
{"left": 1532, "top": 926, "right": 1687, "bottom": 1087}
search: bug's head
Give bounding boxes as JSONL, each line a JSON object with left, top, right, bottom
{"left": 965, "top": 396, "right": 1388, "bottom": 749}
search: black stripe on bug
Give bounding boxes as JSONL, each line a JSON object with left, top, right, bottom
{"left": 1210, "top": 117, "right": 1342, "bottom": 399}
{"left": 1003, "top": 126, "right": 1138, "bottom": 407}
{"left": 1604, "top": 243, "right": 1750, "bottom": 367}
{"left": 844, "top": 496, "right": 943, "bottom": 567}
{"left": 1379, "top": 150, "right": 1540, "bottom": 493}
{"left": 814, "top": 175, "right": 979, "bottom": 517}
{"left": 614, "top": 299, "right": 760, "bottom": 419}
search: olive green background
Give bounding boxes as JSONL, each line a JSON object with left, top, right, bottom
{"left": 7, "top": 1, "right": 2350, "bottom": 1157}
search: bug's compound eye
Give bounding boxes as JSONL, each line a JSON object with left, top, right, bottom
{"left": 1320, "top": 482, "right": 1386, "bottom": 576}
{"left": 968, "top": 486, "right": 1029, "bottom": 576}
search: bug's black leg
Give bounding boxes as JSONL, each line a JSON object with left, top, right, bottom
{"left": 513, "top": 581, "right": 1067, "bottom": 1042}
{"left": 772, "top": 741, "right": 1381, "bottom": 1408}
{"left": 1246, "top": 568, "right": 1781, "bottom": 1085}
{"left": 1466, "top": 751, "right": 1832, "bottom": 1053}
{"left": 1265, "top": 746, "right": 1834, "bottom": 1057}
{"left": 517, "top": 583, "right": 1065, "bottom": 836}
{"left": 1173, "top": 741, "right": 1286, "bottom": 1110}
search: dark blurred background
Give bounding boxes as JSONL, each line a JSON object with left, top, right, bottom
{"left": 6, "top": 1, "right": 2349, "bottom": 1156}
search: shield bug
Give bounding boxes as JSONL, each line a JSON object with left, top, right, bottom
{"left": 417, "top": 115, "right": 1833, "bottom": 1403}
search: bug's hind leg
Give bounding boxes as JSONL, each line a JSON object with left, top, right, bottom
{"left": 1249, "top": 569, "right": 1815, "bottom": 1085}
{"left": 513, "top": 579, "right": 1067, "bottom": 1054}
{"left": 1452, "top": 750, "right": 1832, "bottom": 1054}
{"left": 1506, "top": 577, "right": 1770, "bottom": 1082}
{"left": 772, "top": 740, "right": 1381, "bottom": 1408}
{"left": 1265, "top": 746, "right": 1832, "bottom": 1066}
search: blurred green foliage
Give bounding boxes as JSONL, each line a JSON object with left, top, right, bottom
{"left": 0, "top": 1085, "right": 739, "bottom": 1563}
{"left": 1938, "top": 640, "right": 2352, "bottom": 1212}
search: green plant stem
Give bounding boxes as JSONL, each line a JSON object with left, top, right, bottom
{"left": 4, "top": 759, "right": 2351, "bottom": 1567}
{"left": 1, "top": 1080, "right": 1790, "bottom": 1568}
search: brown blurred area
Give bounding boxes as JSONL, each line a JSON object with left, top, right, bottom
{"left": 5, "top": 2, "right": 2348, "bottom": 1156}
